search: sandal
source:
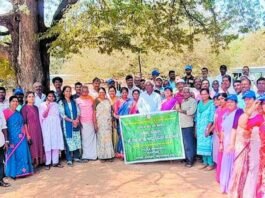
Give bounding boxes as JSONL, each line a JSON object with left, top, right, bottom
{"left": 0, "top": 180, "right": 11, "bottom": 187}
{"left": 45, "top": 165, "right": 51, "bottom": 170}
{"left": 53, "top": 163, "right": 64, "bottom": 168}
{"left": 205, "top": 166, "right": 215, "bottom": 171}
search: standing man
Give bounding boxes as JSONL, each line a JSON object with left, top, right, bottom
{"left": 76, "top": 86, "right": 97, "bottom": 161}
{"left": 52, "top": 77, "right": 63, "bottom": 102}
{"left": 201, "top": 67, "right": 213, "bottom": 85}
{"left": 154, "top": 77, "right": 164, "bottom": 97}
{"left": 192, "top": 78, "right": 202, "bottom": 101}
{"left": 168, "top": 70, "right": 176, "bottom": 91}
{"left": 237, "top": 78, "right": 252, "bottom": 109}
{"left": 256, "top": 77, "right": 265, "bottom": 97}
{"left": 134, "top": 76, "right": 142, "bottom": 90}
{"left": 151, "top": 69, "right": 160, "bottom": 82}
{"left": 73, "top": 82, "right": 82, "bottom": 99}
{"left": 0, "top": 87, "right": 9, "bottom": 112}
{"left": 90, "top": 77, "right": 101, "bottom": 99}
{"left": 216, "top": 65, "right": 229, "bottom": 85}
{"left": 183, "top": 65, "right": 195, "bottom": 87}
{"left": 140, "top": 79, "right": 146, "bottom": 92}
{"left": 233, "top": 80, "right": 242, "bottom": 95}
{"left": 221, "top": 75, "right": 235, "bottom": 94}
{"left": 33, "top": 82, "right": 46, "bottom": 108}
{"left": 242, "top": 66, "right": 256, "bottom": 85}
{"left": 125, "top": 75, "right": 138, "bottom": 98}
{"left": 139, "top": 80, "right": 161, "bottom": 113}
{"left": 177, "top": 87, "right": 197, "bottom": 167}
{"left": 0, "top": 110, "right": 10, "bottom": 187}
{"left": 175, "top": 79, "right": 185, "bottom": 104}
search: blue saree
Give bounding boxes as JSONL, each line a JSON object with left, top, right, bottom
{"left": 4, "top": 109, "right": 33, "bottom": 178}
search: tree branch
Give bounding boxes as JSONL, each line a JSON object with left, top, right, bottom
{"left": 52, "top": 0, "right": 79, "bottom": 23}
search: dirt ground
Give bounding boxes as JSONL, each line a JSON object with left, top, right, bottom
{"left": 0, "top": 160, "right": 225, "bottom": 198}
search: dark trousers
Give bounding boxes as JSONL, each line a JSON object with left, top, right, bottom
{"left": 0, "top": 146, "right": 5, "bottom": 181}
{"left": 182, "top": 127, "right": 196, "bottom": 164}
{"left": 64, "top": 138, "right": 80, "bottom": 162}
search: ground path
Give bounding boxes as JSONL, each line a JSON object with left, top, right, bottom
{"left": 0, "top": 160, "right": 225, "bottom": 198}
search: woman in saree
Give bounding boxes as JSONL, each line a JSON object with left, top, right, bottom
{"left": 219, "top": 95, "right": 243, "bottom": 193}
{"left": 213, "top": 93, "right": 228, "bottom": 183}
{"left": 108, "top": 86, "right": 119, "bottom": 152}
{"left": 21, "top": 91, "right": 45, "bottom": 167}
{"left": 113, "top": 87, "right": 133, "bottom": 158}
{"left": 59, "top": 86, "right": 81, "bottom": 166}
{"left": 129, "top": 89, "right": 141, "bottom": 114}
{"left": 94, "top": 87, "right": 114, "bottom": 161}
{"left": 160, "top": 86, "right": 178, "bottom": 111}
{"left": 196, "top": 88, "right": 215, "bottom": 171}
{"left": 3, "top": 96, "right": 33, "bottom": 178}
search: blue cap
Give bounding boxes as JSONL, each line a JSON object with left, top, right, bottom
{"left": 164, "top": 86, "right": 173, "bottom": 92}
{"left": 13, "top": 88, "right": 24, "bottom": 95}
{"left": 185, "top": 65, "right": 192, "bottom": 70}
{"left": 106, "top": 79, "right": 115, "bottom": 85}
{"left": 151, "top": 69, "right": 160, "bottom": 76}
{"left": 242, "top": 90, "right": 256, "bottom": 100}
{"left": 257, "top": 95, "right": 265, "bottom": 102}
{"left": 226, "top": 94, "right": 238, "bottom": 103}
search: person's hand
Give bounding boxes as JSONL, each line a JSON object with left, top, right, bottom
{"left": 205, "top": 128, "right": 210, "bottom": 137}
{"left": 219, "top": 142, "right": 223, "bottom": 152}
{"left": 4, "top": 142, "right": 9, "bottom": 150}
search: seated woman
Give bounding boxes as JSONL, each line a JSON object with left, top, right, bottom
{"left": 3, "top": 96, "right": 33, "bottom": 178}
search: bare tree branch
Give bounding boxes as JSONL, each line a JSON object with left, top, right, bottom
{"left": 52, "top": 0, "right": 79, "bottom": 23}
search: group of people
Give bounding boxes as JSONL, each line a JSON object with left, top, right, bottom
{"left": 0, "top": 64, "right": 265, "bottom": 198}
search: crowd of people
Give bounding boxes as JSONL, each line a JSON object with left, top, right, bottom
{"left": 0, "top": 64, "right": 265, "bottom": 197}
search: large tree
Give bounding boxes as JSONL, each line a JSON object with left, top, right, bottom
{"left": 0, "top": 0, "right": 78, "bottom": 91}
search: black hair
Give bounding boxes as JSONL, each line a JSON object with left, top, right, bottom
{"left": 9, "top": 95, "right": 18, "bottom": 103}
{"left": 220, "top": 65, "right": 227, "bottom": 70}
{"left": 243, "top": 65, "right": 249, "bottom": 70}
{"left": 154, "top": 89, "right": 161, "bottom": 95}
{"left": 46, "top": 91, "right": 56, "bottom": 102}
{"left": 257, "top": 77, "right": 265, "bottom": 84}
{"left": 222, "top": 74, "right": 232, "bottom": 83}
{"left": 218, "top": 93, "right": 228, "bottom": 99}
{"left": 98, "top": 87, "right": 106, "bottom": 94}
{"left": 201, "top": 67, "right": 208, "bottom": 72}
{"left": 125, "top": 75, "right": 133, "bottom": 81}
{"left": 52, "top": 77, "right": 63, "bottom": 84}
{"left": 92, "top": 77, "right": 100, "bottom": 83}
{"left": 200, "top": 88, "right": 211, "bottom": 99}
{"left": 25, "top": 91, "right": 35, "bottom": 104}
{"left": 140, "top": 79, "right": 146, "bottom": 82}
{"left": 132, "top": 89, "right": 140, "bottom": 94}
{"left": 168, "top": 70, "right": 175, "bottom": 74}
{"left": 241, "top": 78, "right": 251, "bottom": 85}
{"left": 0, "top": 87, "right": 6, "bottom": 93}
{"left": 121, "top": 87, "right": 129, "bottom": 93}
{"left": 108, "top": 85, "right": 116, "bottom": 93}
{"left": 75, "top": 82, "right": 82, "bottom": 87}
{"left": 61, "top": 86, "right": 73, "bottom": 101}
{"left": 233, "top": 80, "right": 241, "bottom": 85}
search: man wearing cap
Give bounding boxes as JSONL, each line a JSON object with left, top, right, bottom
{"left": 13, "top": 88, "right": 24, "bottom": 111}
{"left": 154, "top": 77, "right": 164, "bottom": 98}
{"left": 151, "top": 69, "right": 160, "bottom": 83}
{"left": 0, "top": 87, "right": 8, "bottom": 112}
{"left": 183, "top": 65, "right": 195, "bottom": 88}
{"left": 176, "top": 87, "right": 197, "bottom": 167}
{"left": 139, "top": 80, "right": 161, "bottom": 114}
{"left": 175, "top": 79, "right": 185, "bottom": 104}
{"left": 33, "top": 82, "right": 46, "bottom": 107}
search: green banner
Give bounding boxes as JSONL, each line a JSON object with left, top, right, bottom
{"left": 120, "top": 111, "right": 185, "bottom": 164}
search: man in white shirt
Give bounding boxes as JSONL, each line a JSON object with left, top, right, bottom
{"left": 125, "top": 75, "right": 139, "bottom": 99}
{"left": 242, "top": 66, "right": 256, "bottom": 86}
{"left": 139, "top": 80, "right": 161, "bottom": 114}
{"left": 33, "top": 82, "right": 46, "bottom": 108}
{"left": 215, "top": 65, "right": 230, "bottom": 85}
{"left": 256, "top": 77, "right": 265, "bottom": 98}
{"left": 0, "top": 87, "right": 9, "bottom": 112}
{"left": 0, "top": 111, "right": 10, "bottom": 187}
{"left": 220, "top": 75, "right": 236, "bottom": 94}
{"left": 90, "top": 77, "right": 101, "bottom": 99}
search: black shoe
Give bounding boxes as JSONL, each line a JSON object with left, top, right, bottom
{"left": 53, "top": 163, "right": 64, "bottom": 168}
{"left": 81, "top": 159, "right": 89, "bottom": 163}
{"left": 45, "top": 165, "right": 51, "bottom": 170}
{"left": 0, "top": 180, "right": 11, "bottom": 187}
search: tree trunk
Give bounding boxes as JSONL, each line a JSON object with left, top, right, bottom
{"left": 17, "top": 0, "right": 44, "bottom": 91}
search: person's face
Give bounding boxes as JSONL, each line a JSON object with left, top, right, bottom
{"left": 0, "top": 90, "right": 6, "bottom": 101}
{"left": 222, "top": 77, "right": 230, "bottom": 88}
{"left": 218, "top": 95, "right": 226, "bottom": 107}
{"left": 140, "top": 81, "right": 146, "bottom": 90}
{"left": 212, "top": 81, "right": 219, "bottom": 91}
{"left": 169, "top": 72, "right": 175, "bottom": 80}
{"left": 155, "top": 79, "right": 162, "bottom": 87}
{"left": 195, "top": 79, "right": 202, "bottom": 89}
{"left": 93, "top": 81, "right": 100, "bottom": 90}
{"left": 214, "top": 98, "right": 220, "bottom": 107}
{"left": 241, "top": 80, "right": 251, "bottom": 93}
{"left": 163, "top": 80, "right": 169, "bottom": 87}
{"left": 177, "top": 82, "right": 184, "bottom": 91}
{"left": 183, "top": 89, "right": 191, "bottom": 99}
{"left": 226, "top": 100, "right": 237, "bottom": 111}
{"left": 121, "top": 89, "right": 128, "bottom": 99}
{"left": 220, "top": 68, "right": 227, "bottom": 76}
{"left": 34, "top": 85, "right": 42, "bottom": 94}
{"left": 200, "top": 90, "right": 209, "bottom": 101}
{"left": 201, "top": 81, "right": 210, "bottom": 89}
{"left": 134, "top": 77, "right": 141, "bottom": 87}
{"left": 109, "top": 88, "right": 116, "bottom": 98}
{"left": 81, "top": 88, "right": 89, "bottom": 97}
{"left": 126, "top": 78, "right": 134, "bottom": 87}
{"left": 201, "top": 69, "right": 208, "bottom": 78}
{"left": 54, "top": 80, "right": 62, "bottom": 89}
{"left": 145, "top": 83, "right": 154, "bottom": 93}
{"left": 98, "top": 89, "right": 106, "bottom": 99}
{"left": 257, "top": 80, "right": 265, "bottom": 92}
{"left": 10, "top": 98, "right": 19, "bottom": 109}
{"left": 47, "top": 93, "right": 55, "bottom": 102}
{"left": 242, "top": 67, "right": 249, "bottom": 76}
{"left": 27, "top": 93, "right": 35, "bottom": 104}
{"left": 164, "top": 89, "right": 173, "bottom": 98}
{"left": 75, "top": 85, "right": 82, "bottom": 94}
{"left": 132, "top": 91, "right": 140, "bottom": 101}
{"left": 63, "top": 87, "right": 72, "bottom": 98}
{"left": 185, "top": 69, "right": 192, "bottom": 75}
{"left": 233, "top": 82, "right": 242, "bottom": 94}
{"left": 16, "top": 94, "right": 24, "bottom": 104}
{"left": 244, "top": 98, "right": 255, "bottom": 109}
